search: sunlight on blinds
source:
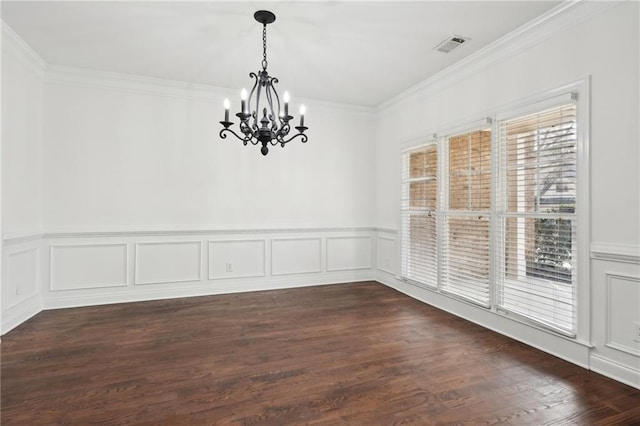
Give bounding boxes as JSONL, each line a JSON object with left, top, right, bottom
{"left": 442, "top": 130, "right": 492, "bottom": 306}
{"left": 496, "top": 102, "right": 577, "bottom": 335}
{"left": 401, "top": 145, "right": 437, "bottom": 287}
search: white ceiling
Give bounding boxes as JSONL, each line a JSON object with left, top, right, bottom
{"left": 2, "top": 1, "right": 561, "bottom": 107}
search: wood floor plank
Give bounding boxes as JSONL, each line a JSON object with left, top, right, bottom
{"left": 2, "top": 281, "right": 639, "bottom": 425}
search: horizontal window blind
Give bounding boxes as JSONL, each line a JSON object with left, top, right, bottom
{"left": 401, "top": 145, "right": 437, "bottom": 287}
{"left": 496, "top": 102, "right": 577, "bottom": 335}
{"left": 442, "top": 130, "right": 491, "bottom": 306}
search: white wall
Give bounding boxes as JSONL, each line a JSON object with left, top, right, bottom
{"left": 374, "top": 2, "right": 640, "bottom": 388}
{"left": 43, "top": 69, "right": 375, "bottom": 232}
{"left": 1, "top": 24, "right": 45, "bottom": 330}
{"left": 2, "top": 26, "right": 44, "bottom": 238}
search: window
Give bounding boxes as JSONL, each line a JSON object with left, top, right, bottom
{"left": 401, "top": 144, "right": 437, "bottom": 286}
{"left": 496, "top": 103, "right": 577, "bottom": 335}
{"left": 442, "top": 130, "right": 492, "bottom": 306}
{"left": 400, "top": 91, "right": 581, "bottom": 337}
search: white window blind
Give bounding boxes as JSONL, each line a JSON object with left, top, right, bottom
{"left": 401, "top": 144, "right": 437, "bottom": 287}
{"left": 442, "top": 130, "right": 492, "bottom": 306}
{"left": 496, "top": 102, "right": 577, "bottom": 335}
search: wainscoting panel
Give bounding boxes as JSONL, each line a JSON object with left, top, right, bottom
{"left": 326, "top": 236, "right": 372, "bottom": 272}
{"left": 376, "top": 235, "right": 396, "bottom": 275}
{"left": 209, "top": 239, "right": 266, "bottom": 280}
{"left": 4, "top": 228, "right": 378, "bottom": 334}
{"left": 590, "top": 243, "right": 640, "bottom": 389}
{"left": 51, "top": 243, "right": 127, "bottom": 290}
{"left": 135, "top": 241, "right": 202, "bottom": 285}
{"left": 4, "top": 247, "right": 39, "bottom": 309}
{"left": 2, "top": 237, "right": 43, "bottom": 334}
{"left": 271, "top": 238, "right": 322, "bottom": 276}
{"left": 605, "top": 273, "right": 640, "bottom": 356}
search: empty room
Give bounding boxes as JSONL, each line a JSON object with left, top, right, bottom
{"left": 1, "top": 0, "right": 639, "bottom": 424}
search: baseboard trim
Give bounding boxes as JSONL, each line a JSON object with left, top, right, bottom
{"left": 2, "top": 294, "right": 42, "bottom": 335}
{"left": 590, "top": 354, "right": 640, "bottom": 390}
{"left": 44, "top": 271, "right": 375, "bottom": 310}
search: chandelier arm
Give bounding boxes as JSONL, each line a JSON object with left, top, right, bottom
{"left": 274, "top": 122, "right": 291, "bottom": 140}
{"left": 254, "top": 74, "right": 264, "bottom": 129}
{"left": 264, "top": 81, "right": 277, "bottom": 131}
{"left": 247, "top": 72, "right": 260, "bottom": 129}
{"left": 280, "top": 131, "right": 308, "bottom": 145}
{"left": 271, "top": 132, "right": 285, "bottom": 146}
{"left": 239, "top": 120, "right": 255, "bottom": 138}
{"left": 220, "top": 127, "right": 247, "bottom": 143}
{"left": 220, "top": 128, "right": 258, "bottom": 146}
{"left": 267, "top": 77, "right": 280, "bottom": 125}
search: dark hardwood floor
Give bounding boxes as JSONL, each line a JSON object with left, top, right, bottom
{"left": 2, "top": 281, "right": 639, "bottom": 425}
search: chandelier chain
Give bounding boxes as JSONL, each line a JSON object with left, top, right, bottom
{"left": 261, "top": 24, "right": 268, "bottom": 71}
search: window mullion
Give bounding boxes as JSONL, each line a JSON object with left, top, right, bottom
{"left": 490, "top": 117, "right": 499, "bottom": 311}
{"left": 437, "top": 136, "right": 447, "bottom": 291}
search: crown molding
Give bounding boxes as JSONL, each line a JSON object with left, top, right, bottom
{"left": 45, "top": 65, "right": 227, "bottom": 101}
{"left": 44, "top": 65, "right": 374, "bottom": 116}
{"left": 1, "top": 21, "right": 46, "bottom": 76}
{"left": 376, "top": 0, "right": 619, "bottom": 113}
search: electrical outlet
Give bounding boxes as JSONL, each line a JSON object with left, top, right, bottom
{"left": 633, "top": 322, "right": 640, "bottom": 343}
{"left": 226, "top": 263, "right": 233, "bottom": 272}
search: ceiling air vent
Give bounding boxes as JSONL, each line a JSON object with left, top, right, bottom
{"left": 434, "top": 35, "right": 469, "bottom": 53}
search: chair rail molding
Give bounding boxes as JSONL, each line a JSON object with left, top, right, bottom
{"left": 591, "top": 242, "right": 640, "bottom": 264}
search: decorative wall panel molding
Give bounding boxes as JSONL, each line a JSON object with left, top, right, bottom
{"left": 605, "top": 272, "right": 640, "bottom": 357}
{"left": 134, "top": 241, "right": 202, "bottom": 285}
{"left": 376, "top": 235, "right": 396, "bottom": 275}
{"left": 326, "top": 236, "right": 372, "bottom": 272}
{"left": 50, "top": 243, "right": 128, "bottom": 290}
{"left": 209, "top": 239, "right": 266, "bottom": 280}
{"left": 271, "top": 238, "right": 322, "bottom": 276}
{"left": 4, "top": 247, "right": 40, "bottom": 309}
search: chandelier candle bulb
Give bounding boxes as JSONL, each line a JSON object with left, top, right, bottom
{"left": 283, "top": 91, "right": 290, "bottom": 116}
{"left": 299, "top": 105, "right": 306, "bottom": 127}
{"left": 224, "top": 98, "right": 230, "bottom": 122}
{"left": 240, "top": 88, "right": 247, "bottom": 113}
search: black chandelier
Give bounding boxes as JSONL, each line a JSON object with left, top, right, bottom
{"left": 220, "top": 10, "right": 308, "bottom": 156}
